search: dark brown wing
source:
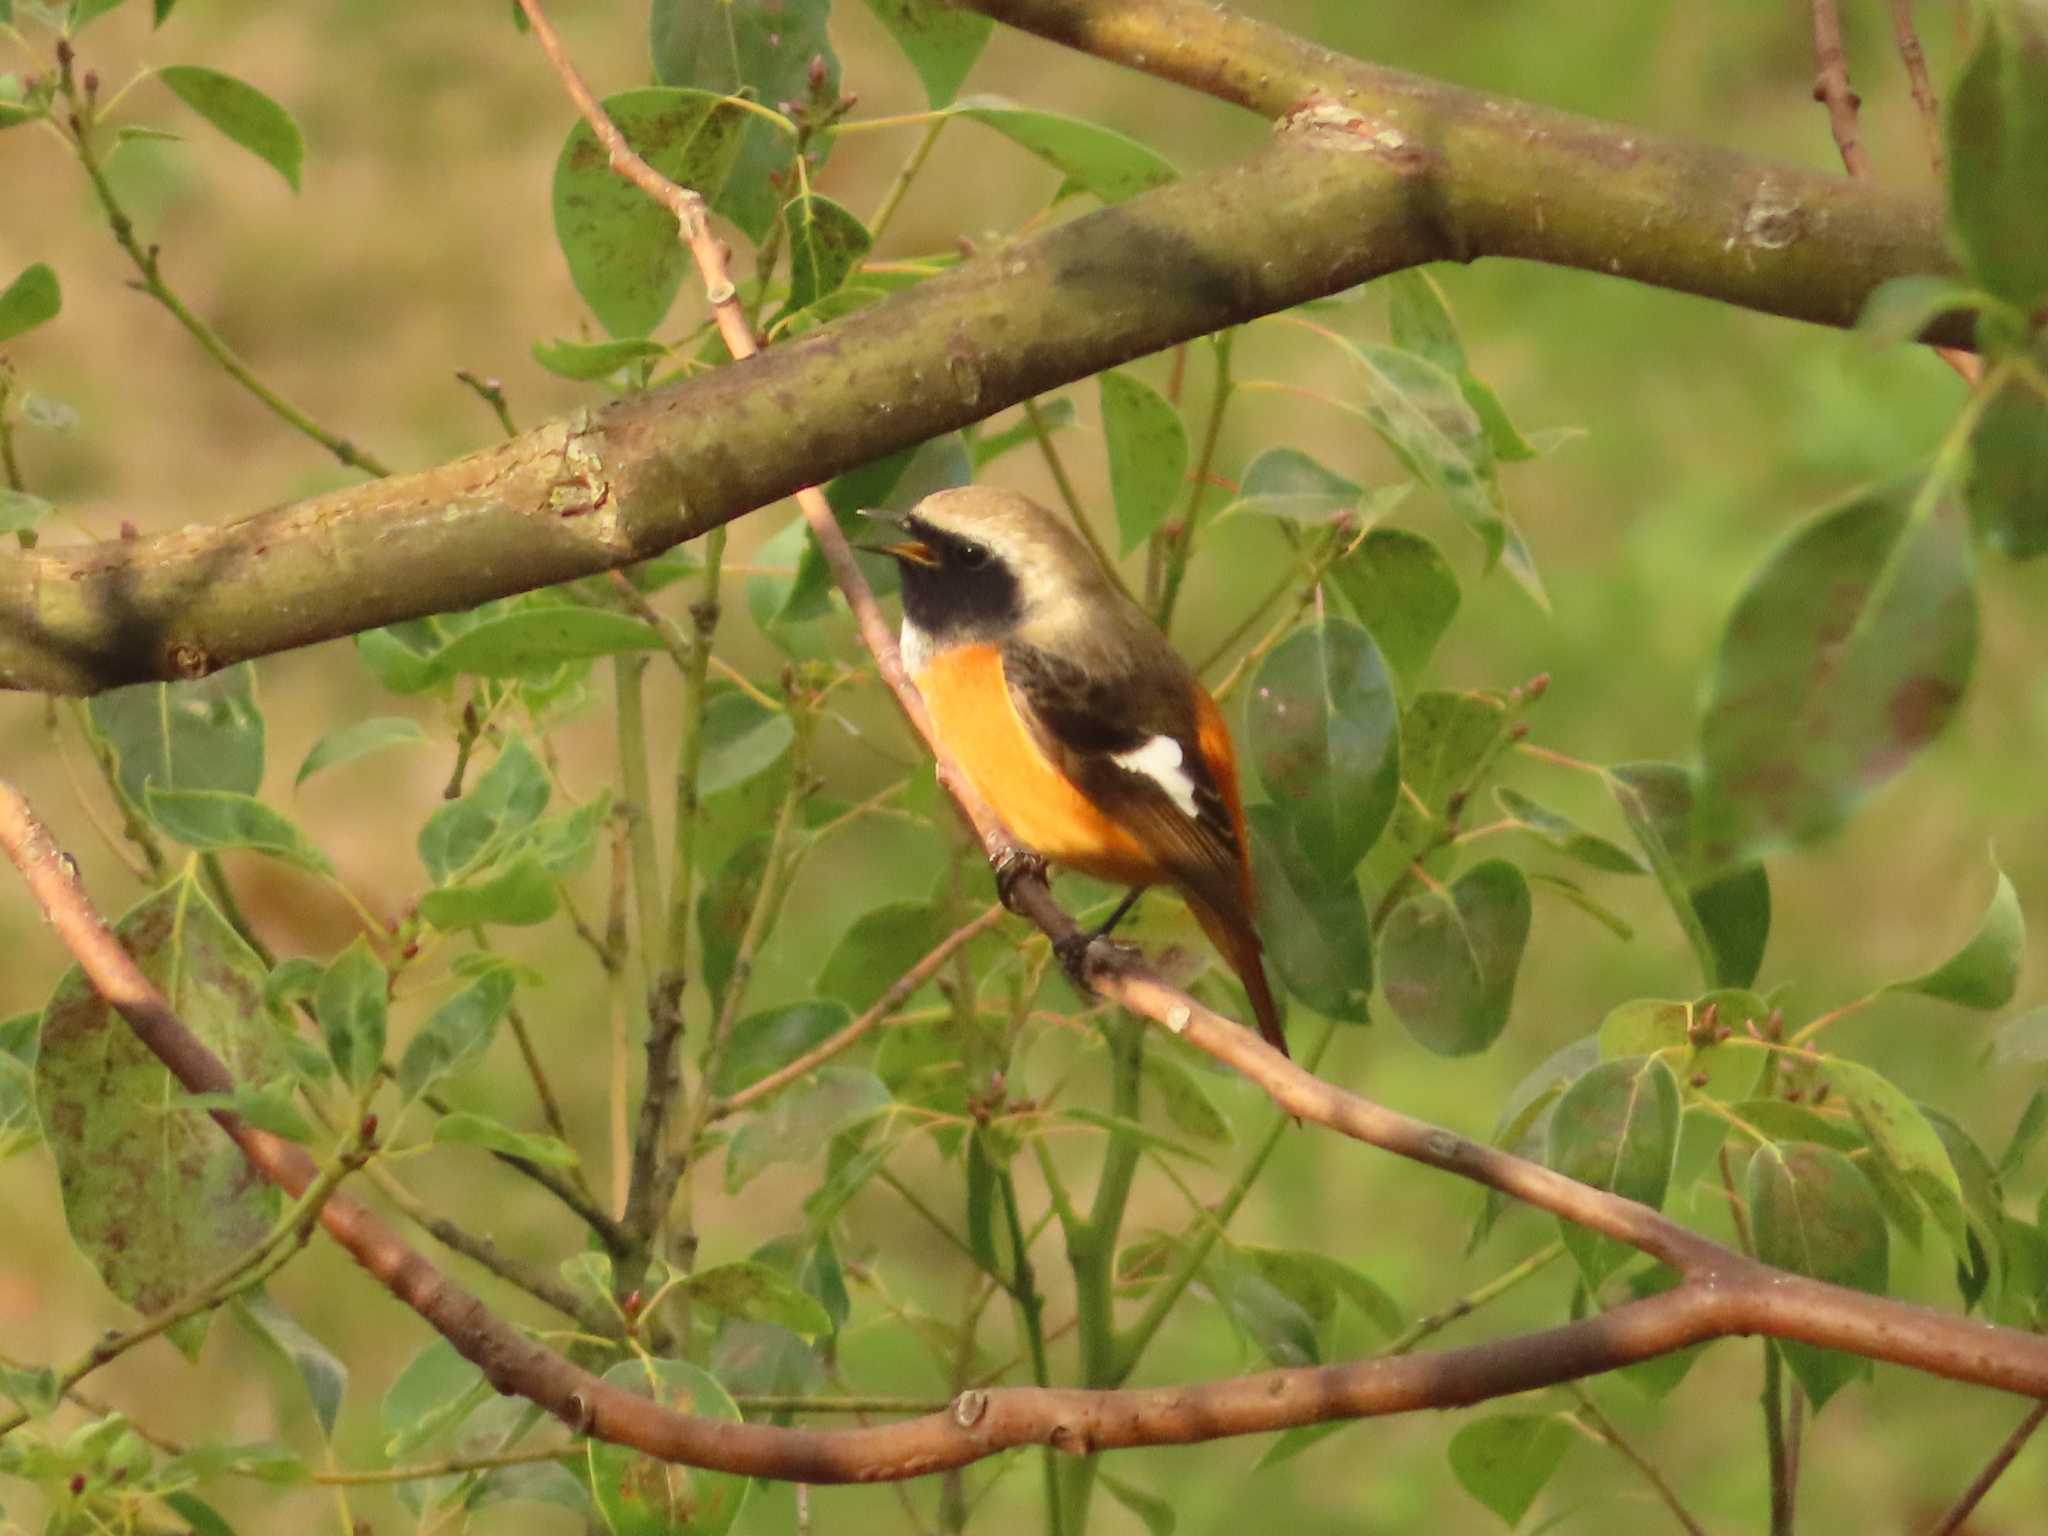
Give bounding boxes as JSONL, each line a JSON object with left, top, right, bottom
{"left": 999, "top": 640, "right": 1242, "bottom": 916}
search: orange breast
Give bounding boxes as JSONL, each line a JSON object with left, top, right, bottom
{"left": 914, "top": 643, "right": 1161, "bottom": 887}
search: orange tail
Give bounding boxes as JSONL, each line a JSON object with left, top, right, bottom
{"left": 1188, "top": 897, "right": 1289, "bottom": 1058}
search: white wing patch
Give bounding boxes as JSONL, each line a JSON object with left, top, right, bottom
{"left": 1113, "top": 734, "right": 1201, "bottom": 820}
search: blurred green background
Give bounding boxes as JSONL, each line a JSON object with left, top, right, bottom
{"left": 3, "top": 0, "right": 2046, "bottom": 1532}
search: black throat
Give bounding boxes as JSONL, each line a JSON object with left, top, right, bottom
{"left": 895, "top": 519, "right": 1025, "bottom": 645}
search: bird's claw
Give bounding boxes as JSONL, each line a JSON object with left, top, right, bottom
{"left": 992, "top": 847, "right": 1048, "bottom": 913}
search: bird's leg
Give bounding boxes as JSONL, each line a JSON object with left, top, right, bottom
{"left": 1054, "top": 889, "right": 1146, "bottom": 979}
{"left": 1090, "top": 887, "right": 1144, "bottom": 942}
{"left": 992, "top": 846, "right": 1049, "bottom": 915}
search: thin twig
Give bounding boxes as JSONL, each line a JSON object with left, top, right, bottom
{"left": 1809, "top": 0, "right": 1871, "bottom": 177}
{"left": 1565, "top": 1382, "right": 1711, "bottom": 1536}
{"left": 1887, "top": 0, "right": 1945, "bottom": 177}
{"left": 1926, "top": 1399, "right": 2048, "bottom": 1536}
{"left": 1025, "top": 395, "right": 1127, "bottom": 595}
{"left": 54, "top": 45, "right": 390, "bottom": 476}
{"left": 712, "top": 904, "right": 1006, "bottom": 1119}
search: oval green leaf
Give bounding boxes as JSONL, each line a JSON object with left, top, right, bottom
{"left": 1886, "top": 860, "right": 2022, "bottom": 1009}
{"left": 1380, "top": 860, "right": 1530, "bottom": 1057}
{"left": 1694, "top": 480, "right": 1977, "bottom": 870}
{"left": 781, "top": 194, "right": 872, "bottom": 316}
{"left": 586, "top": 1357, "right": 750, "bottom": 1536}
{"left": 1246, "top": 803, "right": 1373, "bottom": 1024}
{"left": 1446, "top": 1413, "right": 1574, "bottom": 1528}
{"left": 158, "top": 65, "right": 303, "bottom": 190}
{"left": 296, "top": 716, "right": 428, "bottom": 785}
{"left": 1546, "top": 1054, "right": 1680, "bottom": 1288}
{"left": 35, "top": 876, "right": 288, "bottom": 1354}
{"left": 1327, "top": 525, "right": 1459, "bottom": 692}
{"left": 143, "top": 786, "right": 333, "bottom": 875}
{"left": 0, "top": 262, "right": 60, "bottom": 344}
{"left": 860, "top": 0, "right": 991, "bottom": 105}
{"left": 1099, "top": 369, "right": 1188, "bottom": 552}
{"left": 1748, "top": 1142, "right": 1888, "bottom": 1409}
{"left": 952, "top": 96, "right": 1178, "bottom": 203}
{"left": 1246, "top": 613, "right": 1400, "bottom": 885}
{"left": 551, "top": 88, "right": 751, "bottom": 337}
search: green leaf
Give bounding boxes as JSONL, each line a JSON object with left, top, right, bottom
{"left": 1381, "top": 860, "right": 1531, "bottom": 1057}
{"left": 861, "top": 0, "right": 991, "bottom": 105}
{"left": 398, "top": 968, "right": 515, "bottom": 1102}
{"left": 681, "top": 1261, "right": 832, "bottom": 1337}
{"left": 1821, "top": 1057, "right": 1969, "bottom": 1261}
{"left": 1495, "top": 787, "right": 1646, "bottom": 874}
{"left": 699, "top": 836, "right": 770, "bottom": 1020}
{"left": 87, "top": 666, "right": 265, "bottom": 810}
{"left": 1546, "top": 1055, "right": 1681, "bottom": 1288}
{"left": 1327, "top": 526, "right": 1460, "bottom": 692}
{"left": 434, "top": 605, "right": 661, "bottom": 677}
{"left": 1749, "top": 1143, "right": 1887, "bottom": 1409}
{"left": 316, "top": 939, "right": 387, "bottom": 1092}
{"left": 1334, "top": 338, "right": 1546, "bottom": 607}
{"left": 1362, "top": 688, "right": 1509, "bottom": 901}
{"left": 432, "top": 1112, "right": 579, "bottom": 1168}
{"left": 418, "top": 853, "right": 561, "bottom": 929}
{"left": 551, "top": 88, "right": 751, "bottom": 336}
{"left": 1695, "top": 479, "right": 1977, "bottom": 870}
{"left": 177, "top": 1078, "right": 317, "bottom": 1143}
{"left": 1597, "top": 996, "right": 1768, "bottom": 1103}
{"left": 585, "top": 1358, "right": 751, "bottom": 1536}
{"left": 713, "top": 1000, "right": 851, "bottom": 1096}
{"left": 1384, "top": 269, "right": 1537, "bottom": 462}
{"left": 142, "top": 787, "right": 333, "bottom": 875}
{"left": 0, "top": 488, "right": 55, "bottom": 540}
{"left": 1091, "top": 1471, "right": 1173, "bottom": 1536}
{"left": 1447, "top": 1413, "right": 1574, "bottom": 1527}
{"left": 0, "top": 262, "right": 59, "bottom": 344}
{"left": 1142, "top": 1051, "right": 1234, "bottom": 1144}
{"left": 0, "top": 1012, "right": 40, "bottom": 1161}
{"left": 1223, "top": 447, "right": 1361, "bottom": 522}
{"left": 419, "top": 737, "right": 550, "bottom": 884}
{"left": 1610, "top": 761, "right": 1770, "bottom": 989}
{"left": 648, "top": 0, "right": 830, "bottom": 247}
{"left": 530, "top": 336, "right": 670, "bottom": 382}
{"left": 817, "top": 901, "right": 948, "bottom": 1012}
{"left": 1246, "top": 803, "right": 1373, "bottom": 1023}
{"left": 1099, "top": 369, "right": 1188, "bottom": 552}
{"left": 380, "top": 1338, "right": 490, "bottom": 1459}
{"left": 232, "top": 1292, "right": 347, "bottom": 1439}
{"left": 1856, "top": 274, "right": 1987, "bottom": 348}
{"left": 0, "top": 1361, "right": 57, "bottom": 1419}
{"left": 1527, "top": 872, "right": 1634, "bottom": 941}
{"left": 952, "top": 96, "right": 1177, "bottom": 202}
{"left": 780, "top": 194, "right": 871, "bottom": 315}
{"left": 296, "top": 717, "right": 428, "bottom": 785}
{"left": 1966, "top": 375, "right": 2048, "bottom": 559}
{"left": 698, "top": 691, "right": 795, "bottom": 796}
{"left": 1200, "top": 1249, "right": 1319, "bottom": 1366}
{"left": 1946, "top": 4, "right": 2048, "bottom": 306}
{"left": 725, "top": 1067, "right": 891, "bottom": 1192}
{"left": 1886, "top": 860, "right": 2023, "bottom": 1008}
{"left": 35, "top": 875, "right": 288, "bottom": 1358}
{"left": 157, "top": 66, "right": 303, "bottom": 190}
{"left": 2001, "top": 1086, "right": 2048, "bottom": 1179}
{"left": 1246, "top": 613, "right": 1401, "bottom": 885}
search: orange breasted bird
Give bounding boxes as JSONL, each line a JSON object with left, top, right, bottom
{"left": 866, "top": 486, "right": 1287, "bottom": 1057}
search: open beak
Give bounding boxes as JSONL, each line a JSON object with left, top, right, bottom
{"left": 856, "top": 508, "right": 938, "bottom": 568}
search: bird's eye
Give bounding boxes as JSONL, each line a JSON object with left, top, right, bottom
{"left": 958, "top": 543, "right": 989, "bottom": 569}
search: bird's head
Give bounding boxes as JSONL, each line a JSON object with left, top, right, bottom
{"left": 863, "top": 487, "right": 1109, "bottom": 644}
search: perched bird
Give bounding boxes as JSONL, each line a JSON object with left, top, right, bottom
{"left": 866, "top": 486, "right": 1287, "bottom": 1056}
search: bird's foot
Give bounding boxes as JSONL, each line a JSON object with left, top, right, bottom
{"left": 992, "top": 847, "right": 1048, "bottom": 914}
{"left": 1053, "top": 929, "right": 1143, "bottom": 988}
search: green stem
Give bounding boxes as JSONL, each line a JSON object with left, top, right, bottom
{"left": 994, "top": 1156, "right": 1063, "bottom": 1536}
{"left": 1375, "top": 1240, "right": 1565, "bottom": 1357}
{"left": 59, "top": 67, "right": 390, "bottom": 477}
{"left": 869, "top": 116, "right": 948, "bottom": 245}
{"left": 1025, "top": 396, "right": 1125, "bottom": 593}
{"left": 1763, "top": 1343, "right": 1793, "bottom": 1536}
{"left": 1155, "top": 330, "right": 1234, "bottom": 631}
{"left": 662, "top": 527, "right": 727, "bottom": 978}
{"left": 612, "top": 655, "right": 665, "bottom": 1002}
{"left": 199, "top": 850, "right": 273, "bottom": 967}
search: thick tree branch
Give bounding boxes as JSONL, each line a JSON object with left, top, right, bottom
{"left": 0, "top": 4, "right": 1961, "bottom": 694}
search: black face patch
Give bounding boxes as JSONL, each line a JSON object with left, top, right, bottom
{"left": 892, "top": 517, "right": 1024, "bottom": 643}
